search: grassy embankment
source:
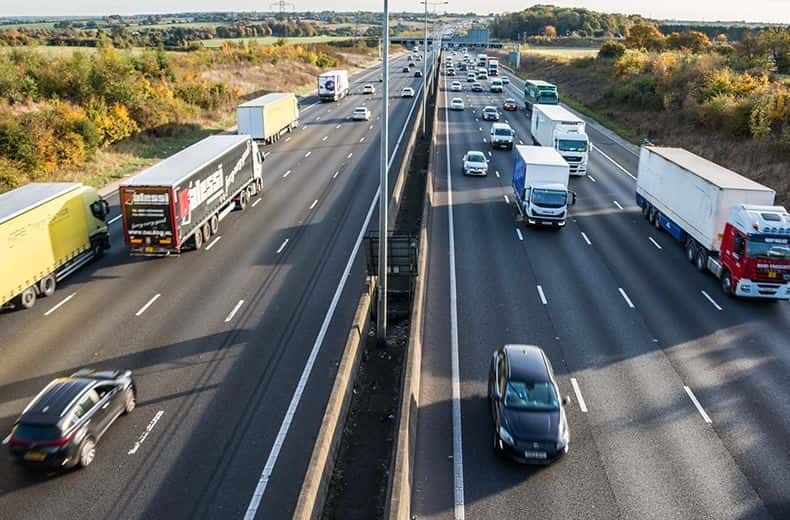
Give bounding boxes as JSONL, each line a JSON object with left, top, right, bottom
{"left": 503, "top": 47, "right": 790, "bottom": 205}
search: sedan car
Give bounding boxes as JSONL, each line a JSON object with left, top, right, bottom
{"left": 503, "top": 98, "right": 519, "bottom": 111}
{"left": 402, "top": 66, "right": 410, "bottom": 73}
{"left": 462, "top": 150, "right": 488, "bottom": 176}
{"left": 471, "top": 82, "right": 484, "bottom": 92}
{"left": 450, "top": 97, "right": 465, "bottom": 110}
{"left": 415, "top": 70, "right": 423, "bottom": 78}
{"left": 482, "top": 105, "right": 500, "bottom": 121}
{"left": 4, "top": 369, "right": 136, "bottom": 470}
{"left": 502, "top": 76, "right": 510, "bottom": 85}
{"left": 489, "top": 345, "right": 570, "bottom": 464}
{"left": 447, "top": 68, "right": 456, "bottom": 76}
{"left": 467, "top": 74, "right": 476, "bottom": 83}
{"left": 352, "top": 106, "right": 371, "bottom": 120}
{"left": 450, "top": 81, "right": 463, "bottom": 92}
{"left": 401, "top": 87, "right": 415, "bottom": 98}
{"left": 362, "top": 84, "right": 375, "bottom": 95}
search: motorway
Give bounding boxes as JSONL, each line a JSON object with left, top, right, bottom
{"left": 412, "top": 59, "right": 790, "bottom": 519}
{"left": 0, "top": 51, "right": 433, "bottom": 519}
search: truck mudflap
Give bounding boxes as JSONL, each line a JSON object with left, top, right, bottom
{"left": 735, "top": 279, "right": 790, "bottom": 300}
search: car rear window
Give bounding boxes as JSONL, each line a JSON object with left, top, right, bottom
{"left": 14, "top": 423, "right": 62, "bottom": 441}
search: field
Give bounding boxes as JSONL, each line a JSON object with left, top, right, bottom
{"left": 520, "top": 46, "right": 600, "bottom": 59}
{"left": 201, "top": 35, "right": 353, "bottom": 48}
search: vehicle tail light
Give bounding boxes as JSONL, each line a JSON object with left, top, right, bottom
{"left": 36, "top": 434, "right": 73, "bottom": 447}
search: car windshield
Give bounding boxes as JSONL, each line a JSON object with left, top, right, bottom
{"left": 13, "top": 423, "right": 62, "bottom": 441}
{"left": 505, "top": 99, "right": 516, "bottom": 104}
{"left": 747, "top": 235, "right": 790, "bottom": 259}
{"left": 558, "top": 139, "right": 588, "bottom": 152}
{"left": 532, "top": 189, "right": 567, "bottom": 208}
{"left": 504, "top": 381, "right": 559, "bottom": 411}
{"left": 354, "top": 109, "right": 366, "bottom": 113}
{"left": 494, "top": 128, "right": 512, "bottom": 136}
{"left": 467, "top": 153, "right": 485, "bottom": 163}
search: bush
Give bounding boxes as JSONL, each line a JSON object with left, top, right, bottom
{"left": 0, "top": 157, "right": 23, "bottom": 191}
{"left": 613, "top": 50, "right": 650, "bottom": 78}
{"left": 598, "top": 41, "right": 626, "bottom": 59}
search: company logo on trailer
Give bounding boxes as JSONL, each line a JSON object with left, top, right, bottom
{"left": 325, "top": 79, "right": 335, "bottom": 91}
{"left": 125, "top": 191, "right": 169, "bottom": 205}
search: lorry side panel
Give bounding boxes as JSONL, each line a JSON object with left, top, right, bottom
{"left": 512, "top": 149, "right": 526, "bottom": 211}
{"left": 1, "top": 187, "right": 92, "bottom": 305}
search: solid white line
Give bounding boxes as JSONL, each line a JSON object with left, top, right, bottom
{"left": 276, "top": 238, "right": 289, "bottom": 254}
{"left": 613, "top": 200, "right": 624, "bottom": 210}
{"left": 701, "top": 290, "right": 723, "bottom": 311}
{"left": 127, "top": 410, "right": 164, "bottom": 455}
{"left": 648, "top": 236, "right": 662, "bottom": 250}
{"left": 503, "top": 195, "right": 510, "bottom": 204}
{"left": 443, "top": 74, "right": 466, "bottom": 520}
{"left": 309, "top": 199, "right": 318, "bottom": 210}
{"left": 108, "top": 214, "right": 122, "bottom": 225}
{"left": 570, "top": 378, "right": 588, "bottom": 413}
{"left": 204, "top": 236, "right": 222, "bottom": 251}
{"left": 581, "top": 232, "right": 592, "bottom": 246}
{"left": 304, "top": 151, "right": 312, "bottom": 158}
{"left": 347, "top": 153, "right": 353, "bottom": 159}
{"left": 537, "top": 285, "right": 548, "bottom": 305}
{"left": 618, "top": 287, "right": 635, "bottom": 309}
{"left": 516, "top": 228, "right": 524, "bottom": 241}
{"left": 333, "top": 171, "right": 340, "bottom": 179}
{"left": 592, "top": 144, "right": 637, "bottom": 181}
{"left": 684, "top": 386, "right": 712, "bottom": 424}
{"left": 44, "top": 292, "right": 77, "bottom": 316}
{"left": 135, "top": 293, "right": 161, "bottom": 316}
{"left": 224, "top": 299, "right": 245, "bottom": 322}
{"left": 587, "top": 175, "right": 597, "bottom": 183}
{"left": 283, "top": 170, "right": 291, "bottom": 178}
{"left": 251, "top": 198, "right": 262, "bottom": 207}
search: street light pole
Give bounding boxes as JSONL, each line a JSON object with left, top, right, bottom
{"left": 422, "top": 1, "right": 428, "bottom": 135}
{"left": 376, "top": 0, "right": 390, "bottom": 345}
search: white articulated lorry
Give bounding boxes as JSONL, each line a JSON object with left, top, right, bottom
{"left": 512, "top": 145, "right": 576, "bottom": 228}
{"left": 318, "top": 70, "right": 350, "bottom": 102}
{"left": 237, "top": 93, "right": 299, "bottom": 144}
{"left": 530, "top": 104, "right": 589, "bottom": 176}
{"left": 636, "top": 146, "right": 790, "bottom": 300}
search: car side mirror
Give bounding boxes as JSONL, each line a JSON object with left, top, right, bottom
{"left": 562, "top": 395, "right": 571, "bottom": 406}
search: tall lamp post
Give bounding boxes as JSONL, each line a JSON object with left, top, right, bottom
{"left": 420, "top": 0, "right": 447, "bottom": 135}
{"left": 377, "top": 0, "right": 390, "bottom": 345}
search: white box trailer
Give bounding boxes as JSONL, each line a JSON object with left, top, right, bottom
{"left": 237, "top": 93, "right": 299, "bottom": 144}
{"left": 530, "top": 104, "right": 589, "bottom": 176}
{"left": 318, "top": 70, "right": 350, "bottom": 102}
{"left": 637, "top": 147, "right": 775, "bottom": 252}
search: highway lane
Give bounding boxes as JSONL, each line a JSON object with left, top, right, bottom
{"left": 0, "top": 50, "right": 435, "bottom": 520}
{"left": 412, "top": 60, "right": 788, "bottom": 520}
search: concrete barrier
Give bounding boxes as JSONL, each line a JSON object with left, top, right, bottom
{"left": 292, "top": 278, "right": 374, "bottom": 520}
{"left": 385, "top": 51, "right": 442, "bottom": 520}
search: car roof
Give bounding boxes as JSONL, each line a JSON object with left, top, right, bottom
{"left": 20, "top": 378, "right": 94, "bottom": 425}
{"left": 466, "top": 150, "right": 485, "bottom": 157}
{"left": 483, "top": 106, "right": 497, "bottom": 110}
{"left": 503, "top": 344, "right": 551, "bottom": 383}
{"left": 492, "top": 122, "right": 511, "bottom": 129}
{"left": 354, "top": 107, "right": 368, "bottom": 111}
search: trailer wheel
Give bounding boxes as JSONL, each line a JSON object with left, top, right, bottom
{"left": 210, "top": 215, "right": 219, "bottom": 235}
{"left": 15, "top": 286, "right": 37, "bottom": 309}
{"left": 685, "top": 240, "right": 696, "bottom": 263}
{"left": 193, "top": 230, "right": 203, "bottom": 250}
{"left": 721, "top": 270, "right": 734, "bottom": 297}
{"left": 40, "top": 275, "right": 57, "bottom": 297}
{"left": 202, "top": 223, "right": 212, "bottom": 244}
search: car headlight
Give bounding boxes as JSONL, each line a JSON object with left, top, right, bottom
{"left": 498, "top": 426, "right": 515, "bottom": 446}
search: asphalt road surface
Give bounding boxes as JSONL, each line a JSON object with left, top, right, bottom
{"left": 411, "top": 59, "right": 790, "bottom": 520}
{"left": 0, "top": 51, "right": 434, "bottom": 520}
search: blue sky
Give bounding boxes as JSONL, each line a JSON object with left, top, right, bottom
{"left": 1, "top": 0, "right": 788, "bottom": 24}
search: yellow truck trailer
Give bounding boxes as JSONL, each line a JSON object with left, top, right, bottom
{"left": 1, "top": 183, "right": 110, "bottom": 310}
{"left": 236, "top": 92, "right": 299, "bottom": 144}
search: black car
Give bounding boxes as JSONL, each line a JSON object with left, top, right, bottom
{"left": 489, "top": 345, "right": 570, "bottom": 464}
{"left": 415, "top": 70, "right": 423, "bottom": 78}
{"left": 4, "top": 369, "right": 136, "bottom": 470}
{"left": 402, "top": 66, "right": 410, "bottom": 73}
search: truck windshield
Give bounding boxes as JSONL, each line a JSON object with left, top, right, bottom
{"left": 557, "top": 139, "right": 587, "bottom": 152}
{"left": 537, "top": 93, "right": 558, "bottom": 104}
{"left": 532, "top": 189, "right": 567, "bottom": 208}
{"left": 747, "top": 235, "right": 790, "bottom": 259}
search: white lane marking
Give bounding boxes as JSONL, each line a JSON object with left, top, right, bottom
{"left": 503, "top": 195, "right": 510, "bottom": 204}
{"left": 519, "top": 139, "right": 524, "bottom": 145}
{"left": 495, "top": 171, "right": 500, "bottom": 178}
{"left": 369, "top": 124, "right": 374, "bottom": 130}
{"left": 478, "top": 126, "right": 482, "bottom": 131}
{"left": 44, "top": 292, "right": 77, "bottom": 316}
{"left": 613, "top": 200, "right": 624, "bottom": 210}
{"left": 309, "top": 199, "right": 318, "bottom": 210}
{"left": 618, "top": 287, "right": 635, "bottom": 309}
{"left": 482, "top": 138, "right": 487, "bottom": 143}
{"left": 304, "top": 151, "right": 312, "bottom": 158}
{"left": 570, "top": 378, "right": 588, "bottom": 413}
{"left": 285, "top": 137, "right": 291, "bottom": 142}
{"left": 108, "top": 214, "right": 122, "bottom": 225}
{"left": 684, "top": 386, "right": 712, "bottom": 424}
{"left": 315, "top": 116, "right": 321, "bottom": 121}
{"left": 135, "top": 293, "right": 161, "bottom": 316}
{"left": 225, "top": 299, "right": 245, "bottom": 322}
{"left": 336, "top": 124, "right": 342, "bottom": 129}
{"left": 701, "top": 290, "right": 723, "bottom": 311}
{"left": 252, "top": 198, "right": 262, "bottom": 207}
{"left": 648, "top": 236, "right": 663, "bottom": 250}
{"left": 592, "top": 144, "right": 637, "bottom": 181}
{"left": 360, "top": 137, "right": 365, "bottom": 143}
{"left": 581, "top": 232, "right": 592, "bottom": 246}
{"left": 276, "top": 238, "right": 289, "bottom": 254}
{"left": 333, "top": 171, "right": 340, "bottom": 179}
{"left": 243, "top": 71, "right": 425, "bottom": 520}
{"left": 347, "top": 153, "right": 353, "bottom": 159}
{"left": 587, "top": 175, "right": 597, "bottom": 183}
{"left": 516, "top": 228, "right": 524, "bottom": 241}
{"left": 322, "top": 136, "right": 328, "bottom": 141}
{"left": 537, "top": 285, "right": 548, "bottom": 305}
{"left": 283, "top": 170, "right": 292, "bottom": 178}
{"left": 128, "top": 410, "right": 164, "bottom": 455}
{"left": 204, "top": 236, "right": 222, "bottom": 251}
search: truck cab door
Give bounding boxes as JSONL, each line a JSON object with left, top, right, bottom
{"left": 252, "top": 142, "right": 263, "bottom": 179}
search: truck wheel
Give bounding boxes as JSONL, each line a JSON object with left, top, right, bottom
{"left": 210, "top": 215, "right": 219, "bottom": 235}
{"left": 40, "top": 275, "right": 56, "bottom": 297}
{"left": 641, "top": 204, "right": 650, "bottom": 219}
{"left": 193, "top": 230, "right": 203, "bottom": 250}
{"left": 91, "top": 239, "right": 104, "bottom": 260}
{"left": 238, "top": 191, "right": 248, "bottom": 211}
{"left": 202, "top": 223, "right": 212, "bottom": 243}
{"left": 695, "top": 249, "right": 708, "bottom": 272}
{"left": 653, "top": 210, "right": 662, "bottom": 230}
{"left": 685, "top": 240, "right": 696, "bottom": 263}
{"left": 721, "top": 271, "right": 734, "bottom": 297}
{"left": 256, "top": 178, "right": 263, "bottom": 194}
{"left": 15, "top": 286, "right": 37, "bottom": 309}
